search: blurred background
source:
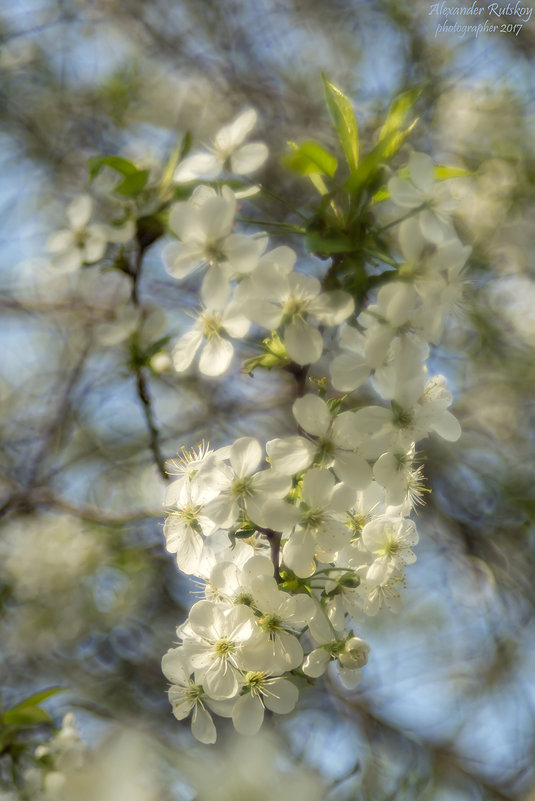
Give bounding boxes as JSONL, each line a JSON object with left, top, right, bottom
{"left": 0, "top": 0, "right": 534, "bottom": 799}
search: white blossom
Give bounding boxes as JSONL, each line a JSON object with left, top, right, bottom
{"left": 174, "top": 109, "right": 268, "bottom": 182}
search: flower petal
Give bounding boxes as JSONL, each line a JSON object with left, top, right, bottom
{"left": 232, "top": 693, "right": 264, "bottom": 735}
{"left": 292, "top": 394, "right": 330, "bottom": 437}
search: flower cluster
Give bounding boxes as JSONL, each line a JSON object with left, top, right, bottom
{"left": 160, "top": 113, "right": 468, "bottom": 742}
{"left": 40, "top": 98, "right": 468, "bottom": 746}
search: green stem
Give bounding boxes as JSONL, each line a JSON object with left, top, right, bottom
{"left": 237, "top": 217, "right": 306, "bottom": 233}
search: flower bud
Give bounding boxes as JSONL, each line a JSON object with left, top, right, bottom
{"left": 339, "top": 636, "right": 370, "bottom": 669}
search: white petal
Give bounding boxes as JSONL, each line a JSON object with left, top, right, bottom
{"left": 161, "top": 647, "right": 189, "bottom": 685}
{"left": 200, "top": 193, "right": 236, "bottom": 241}
{"left": 334, "top": 451, "right": 372, "bottom": 490}
{"left": 215, "top": 109, "right": 257, "bottom": 151}
{"left": 204, "top": 661, "right": 240, "bottom": 699}
{"left": 307, "top": 606, "right": 334, "bottom": 643}
{"left": 382, "top": 281, "right": 418, "bottom": 328}
{"left": 172, "top": 329, "right": 203, "bottom": 372}
{"left": 224, "top": 234, "right": 267, "bottom": 275}
{"left": 428, "top": 408, "right": 462, "bottom": 441}
{"left": 231, "top": 142, "right": 269, "bottom": 174}
{"left": 174, "top": 152, "right": 222, "bottom": 182}
{"left": 284, "top": 319, "right": 323, "bottom": 365}
{"left": 260, "top": 499, "right": 300, "bottom": 532}
{"left": 105, "top": 219, "right": 135, "bottom": 244}
{"left": 67, "top": 195, "right": 92, "bottom": 230}
{"left": 301, "top": 467, "right": 334, "bottom": 508}
{"left": 83, "top": 227, "right": 107, "bottom": 262}
{"left": 49, "top": 249, "right": 82, "bottom": 274}
{"left": 337, "top": 667, "right": 363, "bottom": 690}
{"left": 175, "top": 528, "right": 204, "bottom": 574}
{"left": 292, "top": 394, "right": 330, "bottom": 437}
{"left": 409, "top": 152, "right": 435, "bottom": 194}
{"left": 222, "top": 306, "right": 250, "bottom": 338}
{"left": 46, "top": 229, "right": 74, "bottom": 254}
{"left": 168, "top": 687, "right": 194, "bottom": 720}
{"left": 266, "top": 436, "right": 315, "bottom": 475}
{"left": 163, "top": 241, "right": 204, "bottom": 279}
{"left": 263, "top": 679, "right": 298, "bottom": 714}
{"left": 198, "top": 337, "right": 234, "bottom": 376}
{"left": 282, "top": 530, "right": 316, "bottom": 578}
{"left": 330, "top": 354, "right": 370, "bottom": 393}
{"left": 308, "top": 290, "right": 354, "bottom": 325}
{"left": 232, "top": 693, "right": 264, "bottom": 735}
{"left": 398, "top": 216, "right": 425, "bottom": 263}
{"left": 191, "top": 705, "right": 217, "bottom": 744}
{"left": 259, "top": 246, "right": 296, "bottom": 274}
{"left": 388, "top": 176, "right": 423, "bottom": 208}
{"left": 230, "top": 437, "right": 262, "bottom": 478}
{"left": 302, "top": 648, "right": 330, "bottom": 677}
{"left": 419, "top": 209, "right": 447, "bottom": 244}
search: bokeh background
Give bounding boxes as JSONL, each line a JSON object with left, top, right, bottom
{"left": 1, "top": 1, "right": 534, "bottom": 799}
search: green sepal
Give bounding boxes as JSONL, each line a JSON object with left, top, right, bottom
{"left": 326, "top": 395, "right": 347, "bottom": 415}
{"left": 242, "top": 332, "right": 289, "bottom": 376}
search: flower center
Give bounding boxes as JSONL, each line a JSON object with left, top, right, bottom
{"left": 201, "top": 313, "right": 223, "bottom": 340}
{"left": 232, "top": 476, "right": 253, "bottom": 498}
{"left": 234, "top": 592, "right": 254, "bottom": 607}
{"left": 204, "top": 242, "right": 226, "bottom": 263}
{"left": 316, "top": 437, "right": 335, "bottom": 463}
{"left": 214, "top": 637, "right": 235, "bottom": 658}
{"left": 185, "top": 683, "right": 204, "bottom": 703}
{"left": 381, "top": 535, "right": 400, "bottom": 557}
{"left": 258, "top": 614, "right": 282, "bottom": 633}
{"left": 282, "top": 295, "right": 307, "bottom": 324}
{"left": 302, "top": 505, "right": 324, "bottom": 529}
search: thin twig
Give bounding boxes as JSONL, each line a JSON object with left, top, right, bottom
{"left": 129, "top": 244, "right": 169, "bottom": 482}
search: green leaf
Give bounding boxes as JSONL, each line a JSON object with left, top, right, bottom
{"left": 306, "top": 231, "right": 354, "bottom": 255}
{"left": 284, "top": 140, "right": 337, "bottom": 178}
{"left": 88, "top": 156, "right": 149, "bottom": 197}
{"left": 345, "top": 119, "right": 418, "bottom": 196}
{"left": 3, "top": 706, "right": 52, "bottom": 727}
{"left": 371, "top": 186, "right": 390, "bottom": 204}
{"left": 6, "top": 688, "right": 64, "bottom": 712}
{"left": 379, "top": 87, "right": 422, "bottom": 144}
{"left": 88, "top": 155, "right": 138, "bottom": 181}
{"left": 114, "top": 169, "right": 149, "bottom": 196}
{"left": 434, "top": 165, "right": 473, "bottom": 180}
{"left": 322, "top": 76, "right": 359, "bottom": 172}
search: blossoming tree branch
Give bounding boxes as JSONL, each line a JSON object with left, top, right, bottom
{"left": 44, "top": 79, "right": 470, "bottom": 746}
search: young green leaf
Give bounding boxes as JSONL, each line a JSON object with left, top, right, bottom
{"left": 284, "top": 141, "right": 338, "bottom": 178}
{"left": 434, "top": 165, "right": 473, "bottom": 180}
{"left": 379, "top": 87, "right": 422, "bottom": 144}
{"left": 5, "top": 687, "right": 64, "bottom": 712}
{"left": 88, "top": 156, "right": 149, "bottom": 196}
{"left": 114, "top": 169, "right": 149, "bottom": 196}
{"left": 88, "top": 155, "right": 138, "bottom": 181}
{"left": 322, "top": 76, "right": 359, "bottom": 173}
{"left": 3, "top": 706, "right": 52, "bottom": 727}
